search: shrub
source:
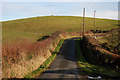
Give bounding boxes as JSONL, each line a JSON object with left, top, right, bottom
{"left": 81, "top": 35, "right": 120, "bottom": 70}
{"left": 2, "top": 31, "right": 81, "bottom": 78}
{"left": 113, "top": 45, "right": 120, "bottom": 55}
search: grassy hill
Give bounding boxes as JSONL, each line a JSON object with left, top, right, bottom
{"left": 96, "top": 29, "right": 120, "bottom": 54}
{"left": 2, "top": 16, "right": 118, "bottom": 44}
{"left": 96, "top": 29, "right": 119, "bottom": 47}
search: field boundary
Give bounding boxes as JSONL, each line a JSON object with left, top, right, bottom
{"left": 24, "top": 39, "right": 64, "bottom": 78}
{"left": 75, "top": 38, "right": 120, "bottom": 78}
{"left": 81, "top": 35, "right": 120, "bottom": 69}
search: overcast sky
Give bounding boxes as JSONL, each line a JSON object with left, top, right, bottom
{"left": 1, "top": 1, "right": 119, "bottom": 21}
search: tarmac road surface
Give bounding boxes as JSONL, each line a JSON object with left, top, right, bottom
{"left": 37, "top": 38, "right": 87, "bottom": 80}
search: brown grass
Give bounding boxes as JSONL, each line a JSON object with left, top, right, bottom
{"left": 81, "top": 34, "right": 120, "bottom": 70}
{"left": 2, "top": 31, "right": 81, "bottom": 78}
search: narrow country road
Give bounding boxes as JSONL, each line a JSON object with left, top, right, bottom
{"left": 37, "top": 38, "right": 87, "bottom": 80}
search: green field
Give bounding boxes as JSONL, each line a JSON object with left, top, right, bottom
{"left": 2, "top": 16, "right": 118, "bottom": 44}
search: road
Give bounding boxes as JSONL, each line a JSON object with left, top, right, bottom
{"left": 37, "top": 38, "right": 87, "bottom": 80}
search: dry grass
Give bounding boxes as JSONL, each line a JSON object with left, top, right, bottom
{"left": 81, "top": 34, "right": 120, "bottom": 70}
{"left": 2, "top": 31, "right": 80, "bottom": 78}
{"left": 2, "top": 31, "right": 62, "bottom": 78}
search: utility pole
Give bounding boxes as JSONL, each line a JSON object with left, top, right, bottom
{"left": 94, "top": 11, "right": 96, "bottom": 33}
{"left": 83, "top": 8, "right": 85, "bottom": 37}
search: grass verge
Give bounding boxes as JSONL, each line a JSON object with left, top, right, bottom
{"left": 75, "top": 38, "right": 120, "bottom": 78}
{"left": 24, "top": 39, "right": 64, "bottom": 78}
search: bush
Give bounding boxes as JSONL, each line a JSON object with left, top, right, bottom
{"left": 37, "top": 35, "right": 50, "bottom": 41}
{"left": 2, "top": 31, "right": 81, "bottom": 78}
{"left": 91, "top": 30, "right": 108, "bottom": 33}
{"left": 101, "top": 42, "right": 111, "bottom": 51}
{"left": 81, "top": 35, "right": 120, "bottom": 69}
{"left": 113, "top": 45, "right": 120, "bottom": 55}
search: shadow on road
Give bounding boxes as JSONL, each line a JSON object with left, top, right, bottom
{"left": 57, "top": 37, "right": 80, "bottom": 62}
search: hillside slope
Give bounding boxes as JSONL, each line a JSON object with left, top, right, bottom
{"left": 2, "top": 16, "right": 118, "bottom": 44}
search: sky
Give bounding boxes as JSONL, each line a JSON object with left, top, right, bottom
{"left": 1, "top": 0, "right": 120, "bottom": 2}
{"left": 0, "top": 1, "right": 119, "bottom": 21}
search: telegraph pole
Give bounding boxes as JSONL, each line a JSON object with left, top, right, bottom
{"left": 94, "top": 11, "right": 96, "bottom": 33}
{"left": 83, "top": 8, "right": 85, "bottom": 37}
